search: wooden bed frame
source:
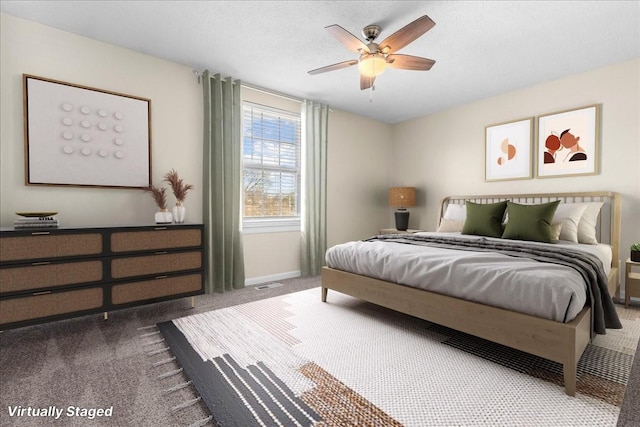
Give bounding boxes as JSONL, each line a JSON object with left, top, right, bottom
{"left": 321, "top": 191, "right": 621, "bottom": 396}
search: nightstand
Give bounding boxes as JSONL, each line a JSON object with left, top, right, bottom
{"left": 625, "top": 258, "right": 640, "bottom": 308}
{"left": 379, "top": 228, "right": 424, "bottom": 235}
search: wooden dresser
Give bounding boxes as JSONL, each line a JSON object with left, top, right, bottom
{"left": 0, "top": 224, "right": 205, "bottom": 330}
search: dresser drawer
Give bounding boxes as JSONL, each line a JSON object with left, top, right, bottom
{"left": 111, "top": 251, "right": 202, "bottom": 279}
{"left": 0, "top": 233, "right": 103, "bottom": 262}
{"left": 110, "top": 229, "right": 202, "bottom": 252}
{"left": 0, "top": 260, "right": 103, "bottom": 294}
{"left": 0, "top": 224, "right": 204, "bottom": 330}
{"left": 111, "top": 273, "right": 203, "bottom": 305}
{"left": 0, "top": 287, "right": 103, "bottom": 325}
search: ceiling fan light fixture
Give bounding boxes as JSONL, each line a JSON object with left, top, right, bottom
{"left": 358, "top": 54, "right": 386, "bottom": 78}
{"left": 309, "top": 15, "right": 436, "bottom": 90}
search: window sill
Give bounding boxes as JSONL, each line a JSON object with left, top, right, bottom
{"left": 243, "top": 218, "right": 301, "bottom": 234}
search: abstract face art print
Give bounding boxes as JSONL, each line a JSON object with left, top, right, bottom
{"left": 537, "top": 105, "right": 599, "bottom": 178}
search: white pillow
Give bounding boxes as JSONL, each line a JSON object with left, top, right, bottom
{"left": 443, "top": 204, "right": 466, "bottom": 221}
{"left": 576, "top": 202, "right": 604, "bottom": 244}
{"left": 443, "top": 200, "right": 603, "bottom": 243}
{"left": 437, "top": 218, "right": 464, "bottom": 232}
{"left": 553, "top": 203, "right": 588, "bottom": 243}
{"left": 551, "top": 222, "right": 563, "bottom": 241}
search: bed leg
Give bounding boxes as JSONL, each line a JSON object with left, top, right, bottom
{"left": 321, "top": 287, "right": 328, "bottom": 302}
{"left": 563, "top": 362, "right": 577, "bottom": 396}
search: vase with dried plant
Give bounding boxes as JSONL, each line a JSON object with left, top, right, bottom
{"left": 144, "top": 185, "right": 173, "bottom": 224}
{"left": 164, "top": 169, "right": 194, "bottom": 223}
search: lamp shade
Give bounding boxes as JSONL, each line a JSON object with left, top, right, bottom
{"left": 358, "top": 53, "right": 387, "bottom": 78}
{"left": 389, "top": 187, "right": 416, "bottom": 208}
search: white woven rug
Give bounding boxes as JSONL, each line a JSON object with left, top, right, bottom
{"left": 170, "top": 288, "right": 640, "bottom": 426}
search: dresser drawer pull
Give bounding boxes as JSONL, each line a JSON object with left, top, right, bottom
{"left": 154, "top": 251, "right": 168, "bottom": 255}
{"left": 155, "top": 275, "right": 168, "bottom": 280}
{"left": 31, "top": 261, "right": 51, "bottom": 266}
{"left": 32, "top": 291, "right": 52, "bottom": 296}
{"left": 31, "top": 231, "right": 51, "bottom": 235}
{"left": 154, "top": 227, "right": 168, "bottom": 231}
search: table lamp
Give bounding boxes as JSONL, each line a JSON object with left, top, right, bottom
{"left": 389, "top": 187, "right": 416, "bottom": 231}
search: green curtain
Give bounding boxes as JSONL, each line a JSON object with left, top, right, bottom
{"left": 300, "top": 100, "right": 329, "bottom": 276}
{"left": 202, "top": 70, "right": 245, "bottom": 293}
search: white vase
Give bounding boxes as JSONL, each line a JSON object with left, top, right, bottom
{"left": 155, "top": 209, "right": 173, "bottom": 224}
{"left": 172, "top": 204, "right": 186, "bottom": 223}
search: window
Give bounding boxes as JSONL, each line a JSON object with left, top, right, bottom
{"left": 242, "top": 102, "right": 301, "bottom": 232}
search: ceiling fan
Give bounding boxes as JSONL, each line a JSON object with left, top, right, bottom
{"left": 308, "top": 15, "right": 436, "bottom": 90}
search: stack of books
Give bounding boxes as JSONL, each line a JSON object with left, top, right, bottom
{"left": 14, "top": 213, "right": 59, "bottom": 229}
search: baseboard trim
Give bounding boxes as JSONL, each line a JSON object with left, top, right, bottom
{"left": 245, "top": 271, "right": 301, "bottom": 286}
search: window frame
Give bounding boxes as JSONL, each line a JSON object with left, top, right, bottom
{"left": 241, "top": 101, "right": 302, "bottom": 233}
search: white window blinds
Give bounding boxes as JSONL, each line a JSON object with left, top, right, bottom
{"left": 242, "top": 102, "right": 301, "bottom": 219}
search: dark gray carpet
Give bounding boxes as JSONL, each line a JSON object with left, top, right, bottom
{"left": 1, "top": 276, "right": 638, "bottom": 426}
{"left": 618, "top": 327, "right": 640, "bottom": 426}
{"left": 0, "top": 276, "right": 319, "bottom": 426}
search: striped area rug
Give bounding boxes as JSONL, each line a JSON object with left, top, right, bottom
{"left": 157, "top": 288, "right": 640, "bottom": 426}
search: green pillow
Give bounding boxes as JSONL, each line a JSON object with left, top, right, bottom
{"left": 502, "top": 200, "right": 561, "bottom": 243}
{"left": 461, "top": 201, "right": 507, "bottom": 238}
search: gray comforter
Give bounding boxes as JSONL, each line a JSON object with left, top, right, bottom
{"left": 327, "top": 234, "right": 622, "bottom": 335}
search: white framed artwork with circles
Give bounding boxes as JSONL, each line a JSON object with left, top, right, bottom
{"left": 23, "top": 74, "right": 151, "bottom": 188}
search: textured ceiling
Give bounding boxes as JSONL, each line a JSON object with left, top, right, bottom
{"left": 1, "top": 1, "right": 639, "bottom": 124}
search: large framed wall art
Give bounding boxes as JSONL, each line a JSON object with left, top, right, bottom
{"left": 536, "top": 104, "right": 599, "bottom": 178}
{"left": 484, "top": 117, "right": 533, "bottom": 182}
{"left": 23, "top": 74, "right": 151, "bottom": 188}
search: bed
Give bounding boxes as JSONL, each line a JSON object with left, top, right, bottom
{"left": 321, "top": 191, "right": 622, "bottom": 396}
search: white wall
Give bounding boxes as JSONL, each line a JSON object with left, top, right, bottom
{"left": 392, "top": 58, "right": 640, "bottom": 266}
{"left": 0, "top": 14, "right": 203, "bottom": 226}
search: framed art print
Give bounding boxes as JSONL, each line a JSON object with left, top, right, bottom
{"left": 484, "top": 117, "right": 533, "bottom": 182}
{"left": 23, "top": 74, "right": 151, "bottom": 188}
{"left": 536, "top": 104, "right": 599, "bottom": 178}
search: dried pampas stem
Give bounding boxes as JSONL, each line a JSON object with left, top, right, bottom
{"left": 143, "top": 185, "right": 168, "bottom": 210}
{"left": 163, "top": 169, "right": 194, "bottom": 204}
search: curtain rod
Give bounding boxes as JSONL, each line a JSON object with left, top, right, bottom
{"left": 194, "top": 70, "right": 303, "bottom": 104}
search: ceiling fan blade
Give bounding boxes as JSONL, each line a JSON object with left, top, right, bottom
{"left": 308, "top": 60, "right": 358, "bottom": 75}
{"left": 386, "top": 54, "right": 435, "bottom": 70}
{"left": 325, "top": 24, "right": 370, "bottom": 53}
{"left": 378, "top": 15, "right": 435, "bottom": 54}
{"left": 360, "top": 74, "right": 376, "bottom": 90}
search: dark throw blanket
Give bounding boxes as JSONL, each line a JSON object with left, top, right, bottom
{"left": 364, "top": 234, "right": 622, "bottom": 335}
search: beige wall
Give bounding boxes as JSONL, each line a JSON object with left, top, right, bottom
{"left": 0, "top": 14, "right": 203, "bottom": 227}
{"left": 0, "top": 14, "right": 393, "bottom": 284}
{"left": 240, "top": 88, "right": 393, "bottom": 280}
{"left": 392, "top": 58, "right": 640, "bottom": 266}
{"left": 327, "top": 109, "right": 393, "bottom": 247}
{"left": 5, "top": 13, "right": 635, "bottom": 285}
{"left": 239, "top": 87, "right": 302, "bottom": 282}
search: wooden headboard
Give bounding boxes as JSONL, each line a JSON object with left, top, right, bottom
{"left": 439, "top": 191, "right": 621, "bottom": 270}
